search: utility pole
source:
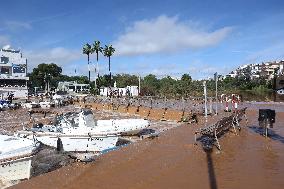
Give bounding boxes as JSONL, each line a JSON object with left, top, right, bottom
{"left": 203, "top": 81, "right": 208, "bottom": 121}
{"left": 214, "top": 72, "right": 218, "bottom": 115}
{"left": 138, "top": 74, "right": 141, "bottom": 95}
{"left": 44, "top": 73, "right": 47, "bottom": 94}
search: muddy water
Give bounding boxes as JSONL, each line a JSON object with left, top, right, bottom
{"left": 12, "top": 105, "right": 284, "bottom": 189}
{"left": 211, "top": 109, "right": 284, "bottom": 189}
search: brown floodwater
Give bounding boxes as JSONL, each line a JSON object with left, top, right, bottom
{"left": 12, "top": 105, "right": 284, "bottom": 189}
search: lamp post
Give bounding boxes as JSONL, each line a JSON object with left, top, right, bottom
{"left": 203, "top": 81, "right": 208, "bottom": 121}
{"left": 214, "top": 72, "right": 218, "bottom": 115}
{"left": 138, "top": 74, "right": 141, "bottom": 95}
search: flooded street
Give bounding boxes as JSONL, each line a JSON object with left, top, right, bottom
{"left": 9, "top": 103, "right": 284, "bottom": 189}
{"left": 208, "top": 107, "right": 284, "bottom": 189}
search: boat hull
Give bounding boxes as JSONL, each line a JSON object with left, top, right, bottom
{"left": 90, "top": 119, "right": 150, "bottom": 136}
{"left": 23, "top": 133, "right": 118, "bottom": 153}
{"left": 0, "top": 156, "right": 32, "bottom": 182}
{"left": 0, "top": 135, "right": 39, "bottom": 184}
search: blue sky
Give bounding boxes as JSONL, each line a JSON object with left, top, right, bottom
{"left": 0, "top": 0, "right": 284, "bottom": 79}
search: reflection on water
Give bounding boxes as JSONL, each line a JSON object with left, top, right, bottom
{"left": 249, "top": 126, "right": 284, "bottom": 144}
{"left": 239, "top": 91, "right": 284, "bottom": 102}
{"left": 262, "top": 143, "right": 280, "bottom": 172}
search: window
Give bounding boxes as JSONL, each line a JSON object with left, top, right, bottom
{"left": 13, "top": 65, "right": 26, "bottom": 73}
{"left": 0, "top": 67, "right": 10, "bottom": 74}
{"left": 0, "top": 56, "right": 9, "bottom": 64}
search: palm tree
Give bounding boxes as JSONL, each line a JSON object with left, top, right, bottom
{"left": 92, "top": 41, "right": 103, "bottom": 89}
{"left": 103, "top": 45, "right": 115, "bottom": 87}
{"left": 82, "top": 43, "right": 92, "bottom": 82}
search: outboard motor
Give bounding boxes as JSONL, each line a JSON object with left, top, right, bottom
{"left": 258, "top": 109, "right": 275, "bottom": 137}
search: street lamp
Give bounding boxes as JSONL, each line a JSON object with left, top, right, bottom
{"left": 203, "top": 80, "right": 208, "bottom": 121}
{"left": 214, "top": 72, "right": 218, "bottom": 115}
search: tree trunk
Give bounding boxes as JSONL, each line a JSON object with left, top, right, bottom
{"left": 88, "top": 54, "right": 90, "bottom": 82}
{"left": 109, "top": 57, "right": 111, "bottom": 87}
{"left": 110, "top": 71, "right": 112, "bottom": 87}
{"left": 108, "top": 57, "right": 110, "bottom": 71}
{"left": 96, "top": 52, "right": 99, "bottom": 78}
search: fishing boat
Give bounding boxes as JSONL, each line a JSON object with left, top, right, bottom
{"left": 0, "top": 135, "right": 39, "bottom": 183}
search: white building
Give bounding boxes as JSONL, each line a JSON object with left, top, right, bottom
{"left": 226, "top": 71, "right": 238, "bottom": 78}
{"left": 57, "top": 81, "right": 90, "bottom": 93}
{"left": 100, "top": 85, "right": 139, "bottom": 97}
{"left": 0, "top": 46, "right": 29, "bottom": 98}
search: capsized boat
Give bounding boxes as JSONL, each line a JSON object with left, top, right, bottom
{"left": 0, "top": 135, "right": 39, "bottom": 183}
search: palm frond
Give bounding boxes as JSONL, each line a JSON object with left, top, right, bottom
{"left": 82, "top": 43, "right": 92, "bottom": 55}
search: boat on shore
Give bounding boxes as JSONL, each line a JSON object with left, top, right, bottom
{"left": 277, "top": 88, "right": 284, "bottom": 95}
{"left": 0, "top": 135, "right": 39, "bottom": 184}
{"left": 22, "top": 102, "right": 40, "bottom": 109}
{"left": 17, "top": 131, "right": 119, "bottom": 154}
{"left": 22, "top": 109, "right": 150, "bottom": 136}
{"left": 55, "top": 109, "right": 150, "bottom": 136}
{"left": 16, "top": 109, "right": 149, "bottom": 155}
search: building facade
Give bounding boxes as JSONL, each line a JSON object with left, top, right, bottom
{"left": 226, "top": 60, "right": 284, "bottom": 80}
{"left": 100, "top": 86, "right": 139, "bottom": 97}
{"left": 0, "top": 47, "right": 29, "bottom": 98}
{"left": 57, "top": 81, "right": 90, "bottom": 93}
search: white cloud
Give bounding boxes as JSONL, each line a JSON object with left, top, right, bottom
{"left": 25, "top": 47, "right": 83, "bottom": 71}
{"left": 0, "top": 35, "right": 10, "bottom": 47}
{"left": 113, "top": 15, "right": 233, "bottom": 56}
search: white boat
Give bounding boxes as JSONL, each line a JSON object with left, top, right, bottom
{"left": 39, "top": 101, "right": 52, "bottom": 108}
{"left": 22, "top": 102, "right": 40, "bottom": 109}
{"left": 0, "top": 135, "right": 39, "bottom": 183}
{"left": 18, "top": 132, "right": 118, "bottom": 153}
{"left": 277, "top": 88, "right": 284, "bottom": 95}
{"left": 56, "top": 109, "right": 150, "bottom": 136}
{"left": 16, "top": 109, "right": 149, "bottom": 153}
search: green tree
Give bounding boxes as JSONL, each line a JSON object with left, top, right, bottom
{"left": 141, "top": 74, "right": 160, "bottom": 96}
{"left": 97, "top": 74, "right": 114, "bottom": 88}
{"left": 113, "top": 74, "right": 139, "bottom": 87}
{"left": 82, "top": 43, "right": 92, "bottom": 82}
{"left": 179, "top": 74, "right": 192, "bottom": 97}
{"left": 159, "top": 76, "right": 176, "bottom": 97}
{"left": 103, "top": 45, "right": 115, "bottom": 86}
{"left": 92, "top": 41, "right": 103, "bottom": 92}
{"left": 29, "top": 63, "right": 62, "bottom": 91}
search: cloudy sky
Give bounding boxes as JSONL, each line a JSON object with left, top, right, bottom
{"left": 0, "top": 0, "right": 284, "bottom": 79}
